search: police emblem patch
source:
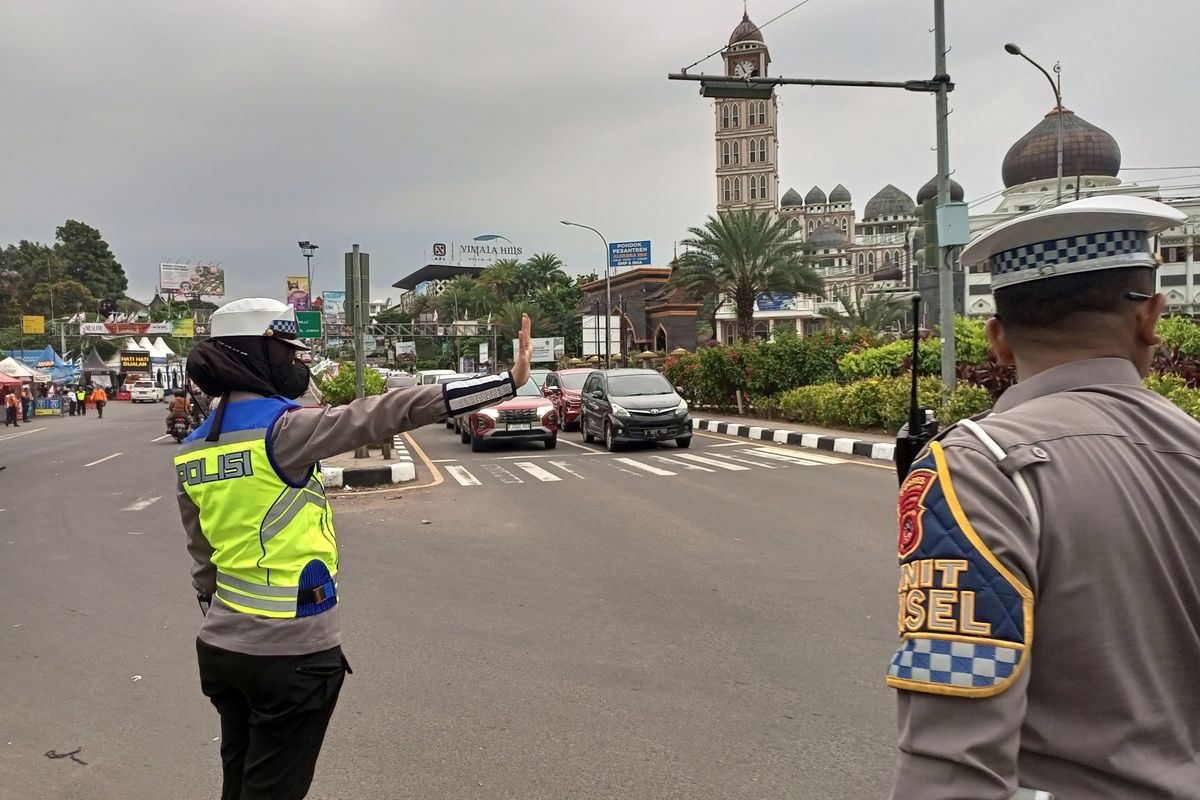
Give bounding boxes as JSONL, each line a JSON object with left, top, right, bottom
{"left": 897, "top": 468, "right": 936, "bottom": 558}
{"left": 886, "top": 443, "right": 1034, "bottom": 699}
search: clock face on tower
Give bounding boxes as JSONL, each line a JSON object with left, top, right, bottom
{"left": 733, "top": 60, "right": 756, "bottom": 78}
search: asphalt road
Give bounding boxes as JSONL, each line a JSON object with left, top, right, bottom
{"left": 1, "top": 399, "right": 904, "bottom": 800}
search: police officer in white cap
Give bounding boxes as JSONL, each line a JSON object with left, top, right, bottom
{"left": 175, "top": 298, "right": 532, "bottom": 799}
{"left": 886, "top": 196, "right": 1200, "bottom": 799}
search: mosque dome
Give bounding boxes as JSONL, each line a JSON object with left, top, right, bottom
{"left": 829, "top": 184, "right": 852, "bottom": 203}
{"left": 804, "top": 185, "right": 827, "bottom": 205}
{"left": 729, "top": 13, "right": 764, "bottom": 45}
{"left": 780, "top": 187, "right": 804, "bottom": 208}
{"left": 809, "top": 225, "right": 846, "bottom": 249}
{"left": 863, "top": 184, "right": 916, "bottom": 220}
{"left": 1001, "top": 107, "right": 1121, "bottom": 188}
{"left": 915, "top": 176, "right": 965, "bottom": 204}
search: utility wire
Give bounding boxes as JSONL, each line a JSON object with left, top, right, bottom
{"left": 1121, "top": 166, "right": 1200, "bottom": 171}
{"left": 681, "top": 0, "right": 818, "bottom": 73}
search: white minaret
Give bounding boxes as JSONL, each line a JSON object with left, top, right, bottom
{"left": 714, "top": 11, "right": 778, "bottom": 212}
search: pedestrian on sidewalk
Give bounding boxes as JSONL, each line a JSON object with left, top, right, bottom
{"left": 4, "top": 391, "right": 19, "bottom": 427}
{"left": 886, "top": 197, "right": 1200, "bottom": 800}
{"left": 76, "top": 386, "right": 87, "bottom": 416}
{"left": 90, "top": 385, "right": 108, "bottom": 418}
{"left": 174, "top": 298, "right": 535, "bottom": 800}
{"left": 66, "top": 386, "right": 77, "bottom": 416}
{"left": 19, "top": 387, "right": 31, "bottom": 422}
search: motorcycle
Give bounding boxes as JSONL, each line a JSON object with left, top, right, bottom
{"left": 168, "top": 413, "right": 191, "bottom": 443}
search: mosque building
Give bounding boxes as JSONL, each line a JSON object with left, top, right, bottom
{"left": 707, "top": 11, "right": 1200, "bottom": 342}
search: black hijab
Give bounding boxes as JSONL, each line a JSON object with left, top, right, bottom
{"left": 186, "top": 336, "right": 292, "bottom": 398}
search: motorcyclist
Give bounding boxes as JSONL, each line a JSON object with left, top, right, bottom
{"left": 167, "top": 388, "right": 190, "bottom": 432}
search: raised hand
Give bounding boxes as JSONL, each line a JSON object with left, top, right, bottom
{"left": 511, "top": 313, "right": 533, "bottom": 387}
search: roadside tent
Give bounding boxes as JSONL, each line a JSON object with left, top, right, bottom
{"left": 0, "top": 356, "right": 48, "bottom": 383}
{"left": 152, "top": 337, "right": 175, "bottom": 357}
{"left": 136, "top": 337, "right": 155, "bottom": 352}
{"left": 0, "top": 371, "right": 22, "bottom": 388}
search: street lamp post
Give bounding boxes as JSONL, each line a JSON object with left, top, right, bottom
{"left": 298, "top": 241, "right": 319, "bottom": 310}
{"left": 1004, "top": 43, "right": 1063, "bottom": 206}
{"left": 561, "top": 221, "right": 611, "bottom": 368}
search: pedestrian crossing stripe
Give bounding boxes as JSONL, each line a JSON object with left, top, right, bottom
{"left": 441, "top": 446, "right": 843, "bottom": 487}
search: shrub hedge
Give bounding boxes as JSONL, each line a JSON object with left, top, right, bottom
{"left": 776, "top": 377, "right": 992, "bottom": 433}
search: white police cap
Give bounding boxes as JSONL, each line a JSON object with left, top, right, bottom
{"left": 961, "top": 196, "right": 1187, "bottom": 290}
{"left": 209, "top": 298, "right": 309, "bottom": 349}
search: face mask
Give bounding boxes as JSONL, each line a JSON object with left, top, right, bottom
{"left": 272, "top": 361, "right": 311, "bottom": 399}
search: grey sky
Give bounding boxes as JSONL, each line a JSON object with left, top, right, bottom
{"left": 2, "top": 0, "right": 1196, "bottom": 305}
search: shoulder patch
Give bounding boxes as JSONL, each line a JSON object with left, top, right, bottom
{"left": 886, "top": 441, "right": 1033, "bottom": 698}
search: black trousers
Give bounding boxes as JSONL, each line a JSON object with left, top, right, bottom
{"left": 196, "top": 640, "right": 351, "bottom": 800}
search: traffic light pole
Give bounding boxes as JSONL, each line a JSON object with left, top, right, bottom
{"left": 933, "top": 0, "right": 956, "bottom": 390}
{"left": 669, "top": 0, "right": 958, "bottom": 390}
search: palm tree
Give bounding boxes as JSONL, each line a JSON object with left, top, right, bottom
{"left": 520, "top": 252, "right": 571, "bottom": 295}
{"left": 495, "top": 300, "right": 549, "bottom": 361}
{"left": 435, "top": 275, "right": 481, "bottom": 321}
{"left": 478, "top": 259, "right": 520, "bottom": 309}
{"left": 820, "top": 289, "right": 908, "bottom": 333}
{"left": 669, "top": 208, "right": 823, "bottom": 342}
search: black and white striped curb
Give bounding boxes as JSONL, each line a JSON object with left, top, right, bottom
{"left": 321, "top": 435, "right": 417, "bottom": 489}
{"left": 692, "top": 418, "right": 896, "bottom": 462}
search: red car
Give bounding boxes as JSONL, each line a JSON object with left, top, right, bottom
{"left": 541, "top": 368, "right": 591, "bottom": 430}
{"left": 463, "top": 378, "right": 559, "bottom": 452}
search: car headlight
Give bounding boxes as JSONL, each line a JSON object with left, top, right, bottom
{"left": 537, "top": 405, "right": 554, "bottom": 417}
{"left": 479, "top": 408, "right": 499, "bottom": 418}
{"left": 610, "top": 403, "right": 631, "bottom": 418}
{"left": 674, "top": 399, "right": 689, "bottom": 415}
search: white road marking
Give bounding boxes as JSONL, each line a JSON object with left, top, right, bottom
{"left": 497, "top": 453, "right": 558, "bottom": 460}
{"left": 751, "top": 445, "right": 847, "bottom": 465}
{"left": 482, "top": 464, "right": 523, "bottom": 484}
{"left": 0, "top": 427, "right": 46, "bottom": 442}
{"left": 705, "top": 450, "right": 779, "bottom": 469}
{"left": 122, "top": 496, "right": 162, "bottom": 512}
{"left": 127, "top": 532, "right": 144, "bottom": 536}
{"left": 744, "top": 448, "right": 828, "bottom": 466}
{"left": 512, "top": 462, "right": 563, "bottom": 482}
{"left": 557, "top": 438, "right": 604, "bottom": 454}
{"left": 84, "top": 452, "right": 123, "bottom": 467}
{"left": 707, "top": 441, "right": 747, "bottom": 447}
{"left": 446, "top": 465, "right": 481, "bottom": 486}
{"left": 150, "top": 434, "right": 172, "bottom": 442}
{"left": 431, "top": 458, "right": 459, "bottom": 464}
{"left": 649, "top": 455, "right": 715, "bottom": 472}
{"left": 673, "top": 453, "right": 750, "bottom": 471}
{"left": 548, "top": 460, "right": 586, "bottom": 479}
{"left": 613, "top": 457, "right": 676, "bottom": 476}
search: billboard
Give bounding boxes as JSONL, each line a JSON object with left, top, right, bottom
{"left": 160, "top": 263, "right": 225, "bottom": 297}
{"left": 171, "top": 319, "right": 195, "bottom": 338}
{"left": 321, "top": 291, "right": 346, "bottom": 321}
{"left": 286, "top": 276, "right": 310, "bottom": 311}
{"left": 609, "top": 240, "right": 652, "bottom": 268}
{"left": 81, "top": 321, "right": 172, "bottom": 335}
{"left": 513, "top": 337, "right": 565, "bottom": 363}
{"left": 581, "top": 315, "right": 621, "bottom": 357}
{"left": 22, "top": 315, "right": 44, "bottom": 334}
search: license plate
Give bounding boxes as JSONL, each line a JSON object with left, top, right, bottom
{"left": 505, "top": 422, "right": 531, "bottom": 431}
{"left": 645, "top": 429, "right": 668, "bottom": 438}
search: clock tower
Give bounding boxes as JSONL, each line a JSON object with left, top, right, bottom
{"left": 715, "top": 11, "right": 778, "bottom": 212}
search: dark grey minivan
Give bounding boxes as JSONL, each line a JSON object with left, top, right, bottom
{"left": 579, "top": 368, "right": 692, "bottom": 451}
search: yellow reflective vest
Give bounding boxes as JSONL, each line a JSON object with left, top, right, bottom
{"left": 174, "top": 396, "right": 337, "bottom": 618}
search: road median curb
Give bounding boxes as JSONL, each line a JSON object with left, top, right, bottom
{"left": 692, "top": 418, "right": 895, "bottom": 463}
{"left": 321, "top": 435, "right": 416, "bottom": 489}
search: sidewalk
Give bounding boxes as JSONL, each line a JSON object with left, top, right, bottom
{"left": 691, "top": 413, "right": 896, "bottom": 463}
{"left": 321, "top": 434, "right": 416, "bottom": 489}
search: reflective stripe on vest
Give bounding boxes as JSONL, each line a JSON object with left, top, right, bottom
{"left": 173, "top": 396, "right": 337, "bottom": 619}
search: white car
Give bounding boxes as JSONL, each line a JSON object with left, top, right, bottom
{"left": 130, "top": 381, "right": 164, "bottom": 403}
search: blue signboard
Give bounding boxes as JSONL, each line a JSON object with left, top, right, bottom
{"left": 756, "top": 293, "right": 795, "bottom": 311}
{"left": 608, "top": 240, "right": 652, "bottom": 268}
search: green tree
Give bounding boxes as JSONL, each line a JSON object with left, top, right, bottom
{"left": 477, "top": 258, "right": 521, "bottom": 308}
{"left": 434, "top": 275, "right": 483, "bottom": 321}
{"left": 534, "top": 281, "right": 584, "bottom": 356}
{"left": 26, "top": 279, "right": 95, "bottom": 318}
{"left": 820, "top": 289, "right": 908, "bottom": 334}
{"left": 669, "top": 208, "right": 823, "bottom": 342}
{"left": 54, "top": 220, "right": 128, "bottom": 300}
{"left": 495, "top": 300, "right": 549, "bottom": 360}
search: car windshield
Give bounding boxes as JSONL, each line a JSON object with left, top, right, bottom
{"left": 559, "top": 373, "right": 588, "bottom": 390}
{"left": 516, "top": 378, "right": 542, "bottom": 397}
{"left": 608, "top": 373, "right": 673, "bottom": 397}
{"left": 134, "top": 382, "right": 152, "bottom": 388}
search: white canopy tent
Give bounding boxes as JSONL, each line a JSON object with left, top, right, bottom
{"left": 0, "top": 356, "right": 49, "bottom": 382}
{"left": 152, "top": 337, "right": 175, "bottom": 357}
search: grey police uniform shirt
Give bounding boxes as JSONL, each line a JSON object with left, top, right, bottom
{"left": 888, "top": 358, "right": 1200, "bottom": 799}
{"left": 177, "top": 373, "right": 517, "bottom": 657}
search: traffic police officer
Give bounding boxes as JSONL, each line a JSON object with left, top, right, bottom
{"left": 175, "top": 298, "right": 532, "bottom": 799}
{"left": 887, "top": 196, "right": 1200, "bottom": 799}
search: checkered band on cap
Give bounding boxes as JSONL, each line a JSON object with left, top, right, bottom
{"left": 265, "top": 318, "right": 299, "bottom": 338}
{"left": 991, "top": 229, "right": 1153, "bottom": 288}
{"left": 888, "top": 637, "right": 1020, "bottom": 688}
